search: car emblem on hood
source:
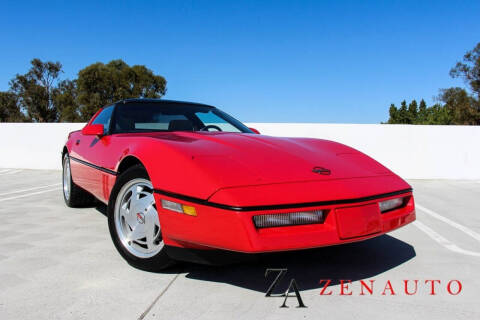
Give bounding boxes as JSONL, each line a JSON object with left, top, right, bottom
{"left": 312, "top": 166, "right": 331, "bottom": 175}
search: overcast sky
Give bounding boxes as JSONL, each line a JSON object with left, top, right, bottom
{"left": 1, "top": 0, "right": 479, "bottom": 123}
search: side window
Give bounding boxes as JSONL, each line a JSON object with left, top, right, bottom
{"left": 92, "top": 105, "right": 114, "bottom": 134}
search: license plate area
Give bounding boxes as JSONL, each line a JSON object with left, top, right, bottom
{"left": 335, "top": 203, "right": 381, "bottom": 239}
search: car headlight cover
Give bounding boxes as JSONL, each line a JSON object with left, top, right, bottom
{"left": 253, "top": 210, "right": 324, "bottom": 228}
{"left": 379, "top": 197, "right": 405, "bottom": 213}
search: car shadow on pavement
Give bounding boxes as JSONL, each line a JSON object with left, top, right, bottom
{"left": 172, "top": 235, "right": 416, "bottom": 293}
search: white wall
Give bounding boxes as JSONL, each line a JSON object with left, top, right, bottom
{"left": 0, "top": 123, "right": 85, "bottom": 170}
{"left": 0, "top": 122, "right": 479, "bottom": 179}
{"left": 250, "top": 123, "right": 480, "bottom": 180}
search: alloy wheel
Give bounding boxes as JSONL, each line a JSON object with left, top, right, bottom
{"left": 114, "top": 178, "right": 163, "bottom": 258}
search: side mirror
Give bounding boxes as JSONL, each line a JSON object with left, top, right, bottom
{"left": 249, "top": 127, "right": 260, "bottom": 134}
{"left": 82, "top": 124, "right": 104, "bottom": 136}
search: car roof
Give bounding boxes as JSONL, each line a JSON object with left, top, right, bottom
{"left": 114, "top": 98, "right": 215, "bottom": 108}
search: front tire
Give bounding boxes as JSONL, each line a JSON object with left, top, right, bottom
{"left": 107, "top": 165, "right": 175, "bottom": 271}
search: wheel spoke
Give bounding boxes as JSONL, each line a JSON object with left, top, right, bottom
{"left": 133, "top": 194, "right": 154, "bottom": 213}
{"left": 121, "top": 201, "right": 137, "bottom": 229}
{"left": 128, "top": 185, "right": 140, "bottom": 202}
{"left": 128, "top": 223, "right": 146, "bottom": 241}
{"left": 144, "top": 206, "right": 160, "bottom": 250}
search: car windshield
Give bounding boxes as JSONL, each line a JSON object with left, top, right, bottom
{"left": 111, "top": 102, "right": 252, "bottom": 134}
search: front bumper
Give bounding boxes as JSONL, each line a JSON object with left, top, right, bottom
{"left": 154, "top": 190, "right": 416, "bottom": 253}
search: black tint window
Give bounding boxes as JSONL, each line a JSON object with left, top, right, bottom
{"left": 92, "top": 105, "right": 114, "bottom": 133}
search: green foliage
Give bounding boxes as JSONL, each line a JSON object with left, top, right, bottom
{"left": 424, "top": 104, "right": 452, "bottom": 125}
{"left": 408, "top": 100, "right": 418, "bottom": 123}
{"left": 76, "top": 60, "right": 166, "bottom": 120}
{"left": 438, "top": 87, "right": 478, "bottom": 125}
{"left": 387, "top": 99, "right": 456, "bottom": 125}
{"left": 9, "top": 59, "right": 62, "bottom": 122}
{"left": 0, "top": 58, "right": 167, "bottom": 122}
{"left": 417, "top": 99, "right": 428, "bottom": 123}
{"left": 0, "top": 91, "right": 26, "bottom": 122}
{"left": 386, "top": 42, "right": 480, "bottom": 125}
{"left": 450, "top": 42, "right": 480, "bottom": 99}
{"left": 398, "top": 100, "right": 410, "bottom": 124}
{"left": 55, "top": 79, "right": 81, "bottom": 122}
{"left": 387, "top": 104, "right": 399, "bottom": 124}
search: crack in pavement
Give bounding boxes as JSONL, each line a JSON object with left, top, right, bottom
{"left": 138, "top": 273, "right": 181, "bottom": 320}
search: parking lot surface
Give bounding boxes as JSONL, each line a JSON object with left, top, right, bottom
{"left": 0, "top": 169, "right": 479, "bottom": 319}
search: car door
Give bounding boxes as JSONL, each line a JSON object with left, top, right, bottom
{"left": 70, "top": 105, "right": 116, "bottom": 202}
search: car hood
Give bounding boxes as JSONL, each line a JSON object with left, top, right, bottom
{"left": 133, "top": 132, "right": 404, "bottom": 201}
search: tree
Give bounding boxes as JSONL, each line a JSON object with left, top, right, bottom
{"left": 387, "top": 103, "right": 399, "bottom": 124}
{"left": 417, "top": 99, "right": 428, "bottom": 124}
{"left": 386, "top": 99, "right": 452, "bottom": 125}
{"left": 54, "top": 79, "right": 81, "bottom": 122}
{"left": 2, "top": 58, "right": 167, "bottom": 122}
{"left": 425, "top": 103, "right": 452, "bottom": 125}
{"left": 450, "top": 42, "right": 480, "bottom": 99}
{"left": 9, "top": 59, "right": 63, "bottom": 122}
{"left": 385, "top": 43, "right": 480, "bottom": 125}
{"left": 408, "top": 100, "right": 418, "bottom": 123}
{"left": 0, "top": 91, "right": 25, "bottom": 122}
{"left": 76, "top": 60, "right": 167, "bottom": 120}
{"left": 398, "top": 100, "right": 410, "bottom": 123}
{"left": 437, "top": 87, "right": 479, "bottom": 125}
{"left": 447, "top": 42, "right": 480, "bottom": 124}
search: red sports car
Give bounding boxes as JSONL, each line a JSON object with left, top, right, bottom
{"left": 62, "top": 99, "right": 415, "bottom": 271}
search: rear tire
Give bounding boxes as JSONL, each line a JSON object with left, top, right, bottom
{"left": 107, "top": 164, "right": 175, "bottom": 271}
{"left": 62, "top": 153, "right": 95, "bottom": 208}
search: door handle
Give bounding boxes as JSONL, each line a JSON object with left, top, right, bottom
{"left": 75, "top": 140, "right": 80, "bottom": 145}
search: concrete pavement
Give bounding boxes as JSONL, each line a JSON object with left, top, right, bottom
{"left": 0, "top": 169, "right": 479, "bottom": 319}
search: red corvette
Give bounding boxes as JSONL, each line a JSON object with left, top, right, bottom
{"left": 62, "top": 99, "right": 415, "bottom": 271}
